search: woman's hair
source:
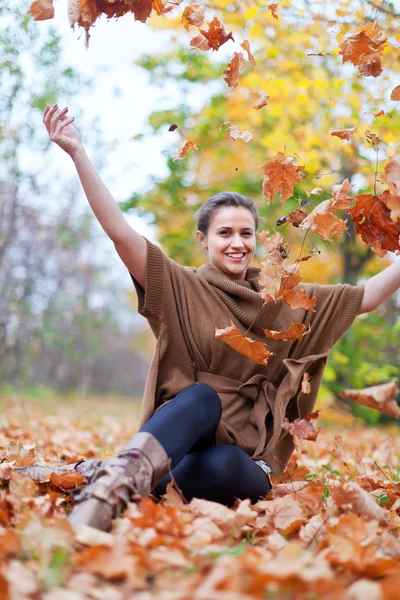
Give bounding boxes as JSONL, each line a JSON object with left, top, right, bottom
{"left": 196, "top": 191, "right": 259, "bottom": 234}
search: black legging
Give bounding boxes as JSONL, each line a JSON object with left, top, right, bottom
{"left": 140, "top": 383, "right": 271, "bottom": 506}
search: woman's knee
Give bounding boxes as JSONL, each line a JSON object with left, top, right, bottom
{"left": 180, "top": 382, "right": 222, "bottom": 424}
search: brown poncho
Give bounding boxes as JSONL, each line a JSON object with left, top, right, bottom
{"left": 132, "top": 238, "right": 364, "bottom": 477}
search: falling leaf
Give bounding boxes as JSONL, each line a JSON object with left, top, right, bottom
{"left": 348, "top": 193, "right": 400, "bottom": 256}
{"left": 381, "top": 191, "right": 400, "bottom": 223}
{"left": 228, "top": 124, "right": 252, "bottom": 143}
{"left": 339, "top": 22, "right": 387, "bottom": 77}
{"left": 341, "top": 381, "right": 400, "bottom": 418}
{"left": 373, "top": 110, "right": 385, "bottom": 118}
{"left": 173, "top": 140, "right": 198, "bottom": 161}
{"left": 276, "top": 208, "right": 308, "bottom": 227}
{"left": 253, "top": 94, "right": 269, "bottom": 110}
{"left": 365, "top": 130, "right": 381, "bottom": 147}
{"left": 152, "top": 0, "right": 183, "bottom": 16}
{"left": 28, "top": 0, "right": 54, "bottom": 20}
{"left": 223, "top": 52, "right": 245, "bottom": 87}
{"left": 282, "top": 411, "right": 321, "bottom": 441}
{"left": 391, "top": 85, "right": 400, "bottom": 101}
{"left": 261, "top": 152, "right": 305, "bottom": 205}
{"left": 168, "top": 124, "right": 178, "bottom": 132}
{"left": 258, "top": 230, "right": 284, "bottom": 253}
{"left": 282, "top": 289, "right": 317, "bottom": 312}
{"left": 259, "top": 261, "right": 302, "bottom": 302}
{"left": 215, "top": 321, "right": 275, "bottom": 366}
{"left": 331, "top": 179, "right": 354, "bottom": 209}
{"left": 327, "top": 126, "right": 357, "bottom": 140}
{"left": 199, "top": 17, "right": 234, "bottom": 51}
{"left": 267, "top": 3, "right": 279, "bottom": 20}
{"left": 264, "top": 323, "right": 308, "bottom": 341}
{"left": 190, "top": 34, "right": 211, "bottom": 51}
{"left": 181, "top": 3, "right": 205, "bottom": 30}
{"left": 241, "top": 40, "right": 256, "bottom": 67}
{"left": 301, "top": 372, "right": 311, "bottom": 394}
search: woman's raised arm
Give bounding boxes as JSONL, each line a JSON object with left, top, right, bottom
{"left": 43, "top": 105, "right": 147, "bottom": 288}
{"left": 358, "top": 258, "right": 400, "bottom": 314}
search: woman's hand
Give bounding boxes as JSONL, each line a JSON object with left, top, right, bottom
{"left": 43, "top": 105, "right": 82, "bottom": 158}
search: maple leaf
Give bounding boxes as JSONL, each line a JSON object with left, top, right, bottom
{"left": 331, "top": 178, "right": 354, "bottom": 209}
{"left": 330, "top": 481, "right": 387, "bottom": 526}
{"left": 215, "top": 321, "right": 275, "bottom": 366}
{"left": 172, "top": 140, "right": 198, "bottom": 161}
{"left": 263, "top": 323, "right": 308, "bottom": 341}
{"left": 282, "top": 411, "right": 321, "bottom": 441}
{"left": 373, "top": 110, "right": 385, "bottom": 118}
{"left": 391, "top": 85, "right": 400, "bottom": 101}
{"left": 327, "top": 126, "right": 357, "bottom": 140}
{"left": 259, "top": 496, "right": 305, "bottom": 535}
{"left": 189, "top": 34, "right": 210, "bottom": 51}
{"left": 241, "top": 40, "right": 256, "bottom": 67}
{"left": 181, "top": 3, "right": 205, "bottom": 30}
{"left": 339, "top": 22, "right": 387, "bottom": 77}
{"left": 258, "top": 259, "right": 287, "bottom": 300}
{"left": 304, "top": 211, "right": 347, "bottom": 242}
{"left": 341, "top": 381, "right": 400, "bottom": 418}
{"left": 199, "top": 17, "right": 234, "bottom": 51}
{"left": 348, "top": 193, "right": 400, "bottom": 256}
{"left": 301, "top": 372, "right": 311, "bottom": 394}
{"left": 267, "top": 3, "right": 279, "bottom": 20}
{"left": 261, "top": 152, "right": 305, "bottom": 205}
{"left": 258, "top": 230, "right": 284, "bottom": 254}
{"left": 253, "top": 94, "right": 269, "bottom": 110}
{"left": 365, "top": 129, "right": 381, "bottom": 147}
{"left": 49, "top": 471, "right": 85, "bottom": 491}
{"left": 223, "top": 52, "right": 245, "bottom": 88}
{"left": 282, "top": 289, "right": 316, "bottom": 312}
{"left": 228, "top": 124, "right": 252, "bottom": 143}
{"left": 28, "top": 0, "right": 54, "bottom": 20}
{"left": 276, "top": 208, "right": 308, "bottom": 228}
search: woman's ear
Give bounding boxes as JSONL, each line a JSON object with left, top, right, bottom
{"left": 196, "top": 230, "right": 208, "bottom": 250}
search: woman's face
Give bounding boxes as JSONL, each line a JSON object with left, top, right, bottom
{"left": 196, "top": 206, "right": 257, "bottom": 280}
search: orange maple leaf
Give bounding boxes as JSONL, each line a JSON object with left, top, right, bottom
{"left": 327, "top": 126, "right": 357, "bottom": 140}
{"left": 50, "top": 471, "right": 85, "bottom": 491}
{"left": 282, "top": 289, "right": 316, "bottom": 312}
{"left": 381, "top": 156, "right": 400, "bottom": 196}
{"left": 241, "top": 40, "right": 256, "bottom": 67}
{"left": 276, "top": 208, "right": 308, "bottom": 228}
{"left": 28, "top": 0, "right": 54, "bottom": 20}
{"left": 282, "top": 411, "right": 321, "bottom": 441}
{"left": 258, "top": 230, "right": 284, "bottom": 254}
{"left": 348, "top": 193, "right": 400, "bottom": 256}
{"left": 199, "top": 17, "right": 234, "bottom": 51}
{"left": 215, "top": 321, "right": 275, "bottom": 366}
{"left": 341, "top": 381, "right": 400, "bottom": 418}
{"left": 181, "top": 3, "right": 205, "bottom": 29}
{"left": 261, "top": 152, "right": 305, "bottom": 205}
{"left": 173, "top": 140, "right": 198, "bottom": 161}
{"left": 263, "top": 323, "right": 309, "bottom": 341}
{"left": 339, "top": 22, "right": 387, "bottom": 77}
{"left": 223, "top": 52, "right": 245, "bottom": 88}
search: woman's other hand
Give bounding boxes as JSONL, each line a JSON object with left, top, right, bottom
{"left": 43, "top": 105, "right": 82, "bottom": 158}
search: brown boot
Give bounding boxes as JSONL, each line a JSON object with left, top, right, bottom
{"left": 68, "top": 432, "right": 169, "bottom": 532}
{"left": 13, "top": 459, "right": 104, "bottom": 483}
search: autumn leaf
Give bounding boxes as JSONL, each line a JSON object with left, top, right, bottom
{"left": 301, "top": 372, "right": 311, "bottom": 394}
{"left": 263, "top": 323, "right": 309, "bottom": 341}
{"left": 339, "top": 22, "right": 387, "bottom": 77}
{"left": 223, "top": 52, "right": 245, "bottom": 88}
{"left": 173, "top": 140, "right": 198, "bottom": 161}
{"left": 327, "top": 126, "right": 356, "bottom": 140}
{"left": 348, "top": 193, "right": 400, "bottom": 256}
{"left": 181, "top": 3, "right": 205, "bottom": 30}
{"left": 241, "top": 40, "right": 256, "bottom": 67}
{"left": 330, "top": 481, "right": 388, "bottom": 526}
{"left": 373, "top": 109, "right": 385, "bottom": 118}
{"left": 282, "top": 289, "right": 316, "bottom": 312}
{"left": 282, "top": 411, "right": 321, "bottom": 441}
{"left": 365, "top": 129, "right": 381, "bottom": 147}
{"left": 276, "top": 208, "right": 308, "bottom": 228}
{"left": 261, "top": 152, "right": 305, "bottom": 205}
{"left": 168, "top": 124, "right": 178, "bottom": 132}
{"left": 267, "top": 3, "right": 279, "bottom": 20}
{"left": 391, "top": 85, "right": 400, "bottom": 101}
{"left": 258, "top": 230, "right": 284, "bottom": 254}
{"left": 28, "top": 0, "right": 54, "bottom": 20}
{"left": 259, "top": 496, "right": 305, "bottom": 535}
{"left": 215, "top": 321, "right": 275, "bottom": 366}
{"left": 49, "top": 471, "right": 85, "bottom": 491}
{"left": 227, "top": 124, "right": 252, "bottom": 143}
{"left": 190, "top": 33, "right": 210, "bottom": 51}
{"left": 341, "top": 381, "right": 400, "bottom": 418}
{"left": 199, "top": 17, "right": 234, "bottom": 51}
{"left": 152, "top": 0, "right": 183, "bottom": 16}
{"left": 330, "top": 179, "right": 354, "bottom": 209}
{"left": 253, "top": 94, "right": 269, "bottom": 110}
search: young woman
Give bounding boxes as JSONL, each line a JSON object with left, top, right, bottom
{"left": 20, "top": 105, "right": 400, "bottom": 532}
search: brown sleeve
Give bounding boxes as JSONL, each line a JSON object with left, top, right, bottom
{"left": 331, "top": 283, "right": 364, "bottom": 344}
{"left": 130, "top": 237, "right": 166, "bottom": 322}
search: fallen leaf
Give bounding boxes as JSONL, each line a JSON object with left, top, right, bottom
{"left": 340, "top": 22, "right": 387, "bottom": 77}
{"left": 28, "top": 0, "right": 54, "bottom": 20}
{"left": 264, "top": 323, "right": 308, "bottom": 341}
{"left": 261, "top": 152, "right": 305, "bottom": 205}
{"left": 327, "top": 126, "right": 357, "bottom": 140}
{"left": 223, "top": 52, "right": 245, "bottom": 87}
{"left": 276, "top": 208, "right": 308, "bottom": 227}
{"left": 181, "top": 3, "right": 205, "bottom": 29}
{"left": 241, "top": 40, "right": 256, "bottom": 67}
{"left": 215, "top": 321, "right": 275, "bottom": 366}
{"left": 50, "top": 471, "right": 85, "bottom": 491}
{"left": 282, "top": 411, "right": 321, "bottom": 441}
{"left": 348, "top": 193, "right": 400, "bottom": 256}
{"left": 199, "top": 17, "right": 234, "bottom": 51}
{"left": 259, "top": 495, "right": 305, "bottom": 534}
{"left": 282, "top": 289, "right": 317, "bottom": 312}
{"left": 330, "top": 481, "right": 388, "bottom": 525}
{"left": 341, "top": 381, "right": 400, "bottom": 418}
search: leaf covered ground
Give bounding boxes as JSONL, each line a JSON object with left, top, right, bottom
{"left": 1, "top": 393, "right": 400, "bottom": 599}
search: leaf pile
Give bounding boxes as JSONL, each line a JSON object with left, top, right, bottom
{"left": 1, "top": 393, "right": 400, "bottom": 598}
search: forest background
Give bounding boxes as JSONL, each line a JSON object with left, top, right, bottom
{"left": 1, "top": 0, "right": 399, "bottom": 424}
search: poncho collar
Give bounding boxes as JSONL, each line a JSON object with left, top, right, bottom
{"left": 198, "top": 263, "right": 283, "bottom": 332}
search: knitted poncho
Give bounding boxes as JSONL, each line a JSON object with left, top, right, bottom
{"left": 131, "top": 238, "right": 364, "bottom": 477}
